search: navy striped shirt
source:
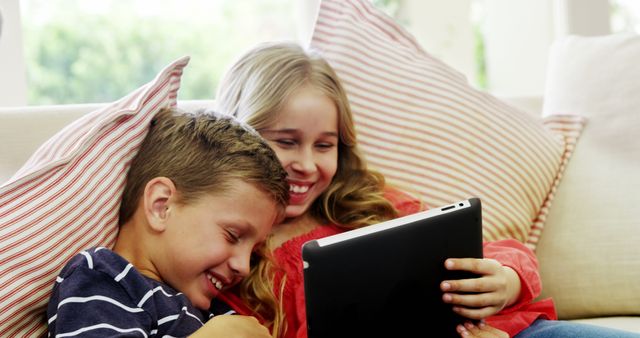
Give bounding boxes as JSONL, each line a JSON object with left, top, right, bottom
{"left": 47, "top": 247, "right": 223, "bottom": 337}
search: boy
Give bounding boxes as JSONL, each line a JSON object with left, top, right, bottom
{"left": 47, "top": 107, "right": 289, "bottom": 337}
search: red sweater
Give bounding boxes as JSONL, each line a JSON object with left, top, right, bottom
{"left": 219, "top": 190, "right": 556, "bottom": 337}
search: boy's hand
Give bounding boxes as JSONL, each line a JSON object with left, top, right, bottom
{"left": 457, "top": 321, "right": 509, "bottom": 338}
{"left": 441, "top": 258, "right": 521, "bottom": 319}
{"left": 190, "top": 314, "right": 271, "bottom": 338}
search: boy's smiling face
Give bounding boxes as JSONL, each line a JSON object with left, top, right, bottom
{"left": 145, "top": 178, "right": 279, "bottom": 310}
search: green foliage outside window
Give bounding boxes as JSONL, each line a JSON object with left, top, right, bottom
{"left": 21, "top": 0, "right": 296, "bottom": 105}
{"left": 371, "top": 0, "right": 401, "bottom": 17}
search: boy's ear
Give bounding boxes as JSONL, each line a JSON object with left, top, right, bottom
{"left": 143, "top": 177, "right": 177, "bottom": 232}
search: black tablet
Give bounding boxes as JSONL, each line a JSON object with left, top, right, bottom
{"left": 302, "top": 197, "right": 483, "bottom": 338}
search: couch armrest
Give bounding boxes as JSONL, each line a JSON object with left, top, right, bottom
{"left": 0, "top": 100, "right": 215, "bottom": 184}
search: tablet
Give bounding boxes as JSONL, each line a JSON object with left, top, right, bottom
{"left": 301, "top": 197, "right": 483, "bottom": 338}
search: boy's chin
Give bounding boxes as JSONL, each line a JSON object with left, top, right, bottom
{"left": 189, "top": 295, "right": 213, "bottom": 311}
{"left": 186, "top": 286, "right": 216, "bottom": 311}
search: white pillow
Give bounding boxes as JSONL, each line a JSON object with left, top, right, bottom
{"left": 537, "top": 33, "right": 640, "bottom": 319}
{"left": 0, "top": 57, "right": 189, "bottom": 336}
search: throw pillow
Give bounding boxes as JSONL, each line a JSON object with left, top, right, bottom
{"left": 0, "top": 56, "right": 189, "bottom": 336}
{"left": 310, "top": 0, "right": 585, "bottom": 247}
{"left": 536, "top": 33, "right": 640, "bottom": 319}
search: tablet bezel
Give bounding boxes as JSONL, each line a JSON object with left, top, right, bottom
{"left": 302, "top": 197, "right": 483, "bottom": 338}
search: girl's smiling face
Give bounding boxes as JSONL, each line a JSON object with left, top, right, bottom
{"left": 260, "top": 84, "right": 339, "bottom": 220}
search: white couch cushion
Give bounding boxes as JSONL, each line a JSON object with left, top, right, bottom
{"left": 0, "top": 104, "right": 104, "bottom": 184}
{"left": 0, "top": 101, "right": 215, "bottom": 184}
{"left": 537, "top": 33, "right": 640, "bottom": 319}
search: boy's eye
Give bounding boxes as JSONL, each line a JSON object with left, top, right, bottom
{"left": 225, "top": 229, "right": 240, "bottom": 243}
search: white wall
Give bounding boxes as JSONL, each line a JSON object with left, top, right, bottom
{"left": 397, "top": 0, "right": 612, "bottom": 98}
{"left": 296, "top": 0, "right": 321, "bottom": 46}
{"left": 397, "top": 0, "right": 477, "bottom": 85}
{"left": 555, "top": 0, "right": 611, "bottom": 37}
{"left": 0, "top": 0, "right": 28, "bottom": 106}
{"left": 0, "top": 0, "right": 615, "bottom": 107}
{"left": 482, "top": 0, "right": 556, "bottom": 97}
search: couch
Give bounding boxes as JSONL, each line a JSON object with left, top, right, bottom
{"left": 2, "top": 94, "right": 639, "bottom": 334}
{"left": 1, "top": 3, "right": 639, "bottom": 335}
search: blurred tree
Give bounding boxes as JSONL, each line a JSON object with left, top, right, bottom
{"left": 22, "top": 0, "right": 296, "bottom": 104}
{"left": 372, "top": 0, "right": 401, "bottom": 17}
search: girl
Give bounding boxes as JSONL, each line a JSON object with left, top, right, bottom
{"left": 214, "top": 42, "right": 639, "bottom": 338}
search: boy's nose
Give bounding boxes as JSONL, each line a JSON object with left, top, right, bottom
{"left": 229, "top": 249, "right": 252, "bottom": 278}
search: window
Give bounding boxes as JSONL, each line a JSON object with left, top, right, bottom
{"left": 6, "top": 0, "right": 634, "bottom": 106}
{"left": 20, "top": 0, "right": 300, "bottom": 104}
{"left": 611, "top": 0, "right": 640, "bottom": 33}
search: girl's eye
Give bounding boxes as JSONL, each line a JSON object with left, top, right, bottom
{"left": 276, "top": 139, "right": 296, "bottom": 147}
{"left": 316, "top": 142, "right": 335, "bottom": 150}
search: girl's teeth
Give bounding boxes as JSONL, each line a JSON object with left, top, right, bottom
{"left": 290, "top": 184, "right": 309, "bottom": 193}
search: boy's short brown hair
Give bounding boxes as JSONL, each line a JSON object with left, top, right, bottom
{"left": 118, "top": 107, "right": 288, "bottom": 224}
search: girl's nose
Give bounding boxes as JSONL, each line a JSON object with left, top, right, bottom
{"left": 290, "top": 148, "right": 316, "bottom": 174}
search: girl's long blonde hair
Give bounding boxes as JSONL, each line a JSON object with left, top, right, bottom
{"left": 216, "top": 41, "right": 399, "bottom": 337}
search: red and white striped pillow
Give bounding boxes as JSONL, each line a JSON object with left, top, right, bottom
{"left": 0, "top": 57, "right": 189, "bottom": 336}
{"left": 310, "top": 0, "right": 585, "bottom": 248}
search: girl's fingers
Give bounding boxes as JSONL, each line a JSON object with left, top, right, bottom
{"left": 451, "top": 305, "right": 496, "bottom": 320}
{"left": 442, "top": 277, "right": 499, "bottom": 293}
{"left": 442, "top": 289, "right": 498, "bottom": 306}
{"left": 457, "top": 321, "right": 509, "bottom": 338}
{"left": 445, "top": 258, "right": 501, "bottom": 274}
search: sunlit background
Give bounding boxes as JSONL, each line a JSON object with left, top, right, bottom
{"left": 1, "top": 0, "right": 639, "bottom": 106}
